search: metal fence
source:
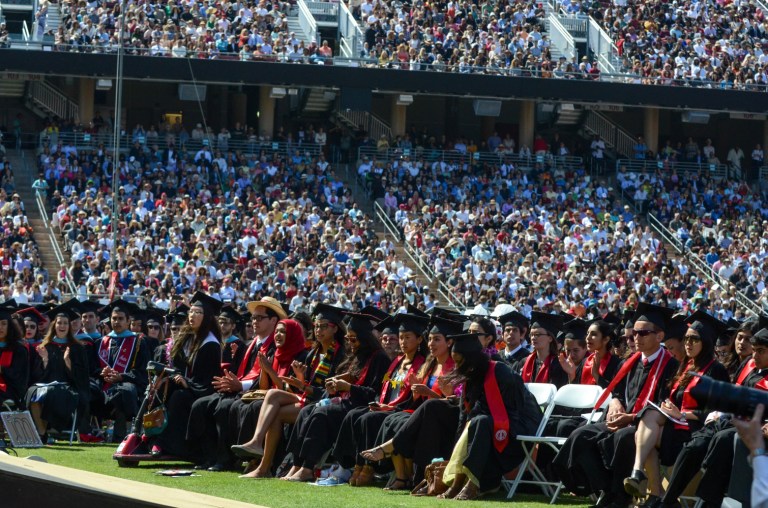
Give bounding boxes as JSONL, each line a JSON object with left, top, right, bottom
{"left": 548, "top": 15, "right": 578, "bottom": 62}
{"left": 614, "top": 158, "right": 730, "bottom": 181}
{"left": 358, "top": 146, "right": 584, "bottom": 170}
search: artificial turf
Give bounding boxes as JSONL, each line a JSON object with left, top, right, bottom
{"left": 12, "top": 443, "right": 591, "bottom": 508}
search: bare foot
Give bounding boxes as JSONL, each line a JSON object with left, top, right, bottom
{"left": 239, "top": 468, "right": 273, "bottom": 479}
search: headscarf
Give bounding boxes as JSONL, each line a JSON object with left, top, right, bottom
{"left": 273, "top": 319, "right": 306, "bottom": 377}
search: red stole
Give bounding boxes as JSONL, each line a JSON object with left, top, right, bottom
{"left": 354, "top": 354, "right": 376, "bottom": 386}
{"left": 98, "top": 335, "right": 138, "bottom": 392}
{"left": 593, "top": 349, "right": 672, "bottom": 412}
{"left": 0, "top": 347, "right": 13, "bottom": 393}
{"left": 736, "top": 359, "right": 756, "bottom": 386}
{"left": 484, "top": 361, "right": 509, "bottom": 453}
{"left": 521, "top": 353, "right": 553, "bottom": 383}
{"left": 673, "top": 359, "right": 716, "bottom": 416}
{"left": 581, "top": 352, "right": 612, "bottom": 385}
{"left": 239, "top": 334, "right": 275, "bottom": 382}
{"left": 429, "top": 357, "right": 456, "bottom": 397}
{"left": 378, "top": 354, "right": 426, "bottom": 406}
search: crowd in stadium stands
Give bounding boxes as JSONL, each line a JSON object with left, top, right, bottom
{"left": 558, "top": 0, "right": 768, "bottom": 89}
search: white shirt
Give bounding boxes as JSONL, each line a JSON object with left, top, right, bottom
{"left": 753, "top": 455, "right": 768, "bottom": 507}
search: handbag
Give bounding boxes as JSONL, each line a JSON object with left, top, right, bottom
{"left": 143, "top": 376, "right": 170, "bottom": 437}
{"left": 240, "top": 389, "right": 269, "bottom": 403}
{"left": 411, "top": 460, "right": 449, "bottom": 496}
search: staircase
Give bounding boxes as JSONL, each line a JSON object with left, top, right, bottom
{"left": 582, "top": 109, "right": 636, "bottom": 158}
{"left": 40, "top": 1, "right": 62, "bottom": 36}
{"left": 303, "top": 88, "right": 335, "bottom": 114}
{"left": 25, "top": 80, "right": 79, "bottom": 121}
{"left": 0, "top": 80, "right": 26, "bottom": 98}
{"left": 285, "top": 14, "right": 316, "bottom": 47}
{"left": 555, "top": 103, "right": 584, "bottom": 126}
{"left": 6, "top": 153, "right": 70, "bottom": 274}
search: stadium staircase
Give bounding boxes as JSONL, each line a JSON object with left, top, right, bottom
{"left": 6, "top": 151, "right": 72, "bottom": 279}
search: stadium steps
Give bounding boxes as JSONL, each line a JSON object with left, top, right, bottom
{"left": 6, "top": 152, "right": 69, "bottom": 272}
{"left": 44, "top": 3, "right": 62, "bottom": 34}
{"left": 303, "top": 87, "right": 334, "bottom": 113}
{"left": 0, "top": 80, "right": 26, "bottom": 98}
{"left": 286, "top": 15, "right": 315, "bottom": 47}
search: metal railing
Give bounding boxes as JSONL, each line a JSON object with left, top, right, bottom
{"left": 357, "top": 146, "right": 584, "bottom": 170}
{"left": 615, "top": 159, "right": 729, "bottom": 181}
{"left": 297, "top": 0, "right": 319, "bottom": 45}
{"left": 760, "top": 166, "right": 768, "bottom": 181}
{"left": 556, "top": 14, "right": 589, "bottom": 38}
{"left": 27, "top": 80, "right": 79, "bottom": 122}
{"left": 583, "top": 109, "right": 636, "bottom": 158}
{"left": 35, "top": 131, "right": 324, "bottom": 158}
{"left": 304, "top": 0, "right": 338, "bottom": 22}
{"left": 587, "top": 18, "right": 620, "bottom": 75}
{"left": 548, "top": 15, "right": 578, "bottom": 62}
{"left": 338, "top": 110, "right": 391, "bottom": 143}
{"left": 373, "top": 201, "right": 465, "bottom": 310}
{"left": 338, "top": 0, "right": 363, "bottom": 59}
{"left": 647, "top": 213, "right": 760, "bottom": 317}
{"left": 22, "top": 19, "right": 30, "bottom": 41}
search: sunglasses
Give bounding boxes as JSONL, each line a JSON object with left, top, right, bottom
{"left": 147, "top": 325, "right": 161, "bottom": 330}
{"left": 632, "top": 329, "right": 656, "bottom": 337}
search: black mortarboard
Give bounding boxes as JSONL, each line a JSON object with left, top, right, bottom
{"left": 219, "top": 305, "right": 243, "bottom": 324}
{"left": 17, "top": 306, "right": 45, "bottom": 324}
{"left": 190, "top": 291, "right": 224, "bottom": 315}
{"left": 312, "top": 303, "right": 345, "bottom": 326}
{"left": 558, "top": 318, "right": 588, "bottom": 343}
{"left": 750, "top": 328, "right": 768, "bottom": 347}
{"left": 685, "top": 310, "right": 728, "bottom": 344}
{"left": 392, "top": 313, "right": 430, "bottom": 335}
{"left": 665, "top": 314, "right": 689, "bottom": 341}
{"left": 358, "top": 305, "right": 390, "bottom": 323}
{"left": 280, "top": 303, "right": 291, "bottom": 317}
{"left": 726, "top": 318, "right": 742, "bottom": 332}
{"left": 77, "top": 300, "right": 105, "bottom": 315}
{"left": 45, "top": 300, "right": 81, "bottom": 321}
{"left": 428, "top": 306, "right": 463, "bottom": 319}
{"left": 633, "top": 302, "right": 674, "bottom": 331}
{"left": 343, "top": 312, "right": 376, "bottom": 340}
{"left": 498, "top": 311, "right": 529, "bottom": 330}
{"left": 373, "top": 315, "right": 398, "bottom": 335}
{"left": 0, "top": 299, "right": 17, "bottom": 321}
{"left": 602, "top": 312, "right": 622, "bottom": 325}
{"left": 143, "top": 306, "right": 166, "bottom": 326}
{"left": 529, "top": 311, "right": 566, "bottom": 337}
{"left": 99, "top": 299, "right": 139, "bottom": 319}
{"left": 428, "top": 316, "right": 465, "bottom": 337}
{"left": 449, "top": 333, "right": 483, "bottom": 355}
{"left": 407, "top": 303, "right": 429, "bottom": 317}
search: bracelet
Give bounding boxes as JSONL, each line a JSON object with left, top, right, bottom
{"left": 749, "top": 448, "right": 767, "bottom": 466}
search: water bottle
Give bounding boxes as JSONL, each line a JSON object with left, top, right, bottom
{"left": 106, "top": 421, "right": 114, "bottom": 443}
{"left": 317, "top": 397, "right": 341, "bottom": 407}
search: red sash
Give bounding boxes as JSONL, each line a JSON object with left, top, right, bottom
{"left": 593, "top": 350, "right": 671, "bottom": 412}
{"left": 757, "top": 378, "right": 768, "bottom": 391}
{"left": 484, "top": 361, "right": 509, "bottom": 453}
{"left": 581, "top": 352, "right": 612, "bottom": 385}
{"left": 378, "top": 354, "right": 425, "bottom": 406}
{"left": 736, "top": 359, "right": 756, "bottom": 386}
{"left": 98, "top": 335, "right": 137, "bottom": 392}
{"left": 239, "top": 334, "right": 275, "bottom": 382}
{"left": 674, "top": 359, "right": 716, "bottom": 414}
{"left": 354, "top": 354, "right": 376, "bottom": 386}
{"left": 0, "top": 348, "right": 13, "bottom": 393}
{"left": 520, "top": 353, "right": 553, "bottom": 383}
{"left": 429, "top": 357, "right": 456, "bottom": 397}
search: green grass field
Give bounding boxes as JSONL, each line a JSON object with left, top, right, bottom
{"left": 12, "top": 442, "right": 591, "bottom": 508}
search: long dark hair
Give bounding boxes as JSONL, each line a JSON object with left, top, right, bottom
{"left": 449, "top": 349, "right": 491, "bottom": 407}
{"left": 4, "top": 314, "right": 24, "bottom": 345}
{"left": 671, "top": 331, "right": 715, "bottom": 391}
{"left": 591, "top": 320, "right": 618, "bottom": 352}
{"left": 172, "top": 307, "right": 222, "bottom": 360}
{"left": 338, "top": 326, "right": 383, "bottom": 380}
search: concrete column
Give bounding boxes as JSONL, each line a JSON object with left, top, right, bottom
{"left": 78, "top": 78, "right": 95, "bottom": 126}
{"left": 231, "top": 92, "right": 247, "bottom": 126}
{"left": 519, "top": 100, "right": 535, "bottom": 151}
{"left": 258, "top": 86, "right": 275, "bottom": 139}
{"left": 644, "top": 107, "right": 659, "bottom": 155}
{"left": 390, "top": 96, "right": 407, "bottom": 137}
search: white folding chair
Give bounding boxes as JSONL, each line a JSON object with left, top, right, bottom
{"left": 506, "top": 384, "right": 609, "bottom": 503}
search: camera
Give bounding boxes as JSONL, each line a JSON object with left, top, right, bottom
{"left": 146, "top": 361, "right": 180, "bottom": 377}
{"left": 690, "top": 375, "right": 768, "bottom": 418}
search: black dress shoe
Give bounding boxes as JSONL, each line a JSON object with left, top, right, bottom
{"left": 194, "top": 463, "right": 212, "bottom": 470}
{"left": 623, "top": 469, "right": 648, "bottom": 498}
{"left": 207, "top": 463, "right": 227, "bottom": 472}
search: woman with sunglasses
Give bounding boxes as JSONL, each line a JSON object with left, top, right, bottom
{"left": 279, "top": 312, "right": 390, "bottom": 482}
{"left": 624, "top": 312, "right": 730, "bottom": 505}
{"left": 468, "top": 316, "right": 504, "bottom": 361}
{"left": 231, "top": 304, "right": 347, "bottom": 477}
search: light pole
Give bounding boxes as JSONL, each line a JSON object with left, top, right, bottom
{"left": 110, "top": 0, "right": 126, "bottom": 275}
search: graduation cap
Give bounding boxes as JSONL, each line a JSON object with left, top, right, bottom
{"left": 312, "top": 303, "right": 345, "bottom": 326}
{"left": 497, "top": 310, "right": 529, "bottom": 330}
{"left": 45, "top": 300, "right": 81, "bottom": 321}
{"left": 99, "top": 299, "right": 139, "bottom": 319}
{"left": 428, "top": 306, "right": 463, "bottom": 319}
{"left": 76, "top": 300, "right": 105, "bottom": 316}
{"left": 219, "top": 304, "right": 243, "bottom": 324}
{"left": 685, "top": 310, "right": 728, "bottom": 344}
{"left": 373, "top": 315, "right": 398, "bottom": 335}
{"left": 750, "top": 328, "right": 768, "bottom": 347}
{"left": 143, "top": 306, "right": 166, "bottom": 326}
{"left": 16, "top": 306, "right": 46, "bottom": 325}
{"left": 358, "top": 305, "right": 390, "bottom": 323}
{"left": 633, "top": 302, "right": 675, "bottom": 331}
{"left": 280, "top": 302, "right": 291, "bottom": 317}
{"left": 558, "top": 318, "right": 588, "bottom": 343}
{"left": 448, "top": 333, "right": 482, "bottom": 355}
{"left": 392, "top": 313, "right": 430, "bottom": 336}
{"left": 343, "top": 312, "right": 377, "bottom": 340}
{"left": 428, "top": 315, "right": 465, "bottom": 337}
{"left": 529, "top": 311, "right": 566, "bottom": 337}
{"left": 407, "top": 303, "right": 429, "bottom": 317}
{"left": 725, "top": 318, "right": 742, "bottom": 333}
{"left": 665, "top": 314, "right": 689, "bottom": 342}
{"left": 190, "top": 291, "right": 224, "bottom": 315}
{"left": 0, "top": 299, "right": 17, "bottom": 320}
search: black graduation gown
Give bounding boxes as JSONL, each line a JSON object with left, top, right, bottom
{"left": 286, "top": 349, "right": 390, "bottom": 469}
{"left": 25, "top": 341, "right": 89, "bottom": 431}
{"left": 156, "top": 337, "right": 221, "bottom": 460}
{"left": 663, "top": 360, "right": 768, "bottom": 505}
{"left": 142, "top": 336, "right": 161, "bottom": 360}
{"left": 90, "top": 333, "right": 151, "bottom": 424}
{"left": 516, "top": 352, "right": 569, "bottom": 388}
{"left": 331, "top": 355, "right": 422, "bottom": 469}
{"left": 221, "top": 337, "right": 246, "bottom": 374}
{"left": 504, "top": 347, "right": 530, "bottom": 371}
{"left": 459, "top": 361, "right": 543, "bottom": 491}
{"left": 0, "top": 342, "right": 29, "bottom": 407}
{"left": 551, "top": 351, "right": 679, "bottom": 500}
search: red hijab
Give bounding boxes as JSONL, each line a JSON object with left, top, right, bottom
{"left": 273, "top": 319, "right": 307, "bottom": 377}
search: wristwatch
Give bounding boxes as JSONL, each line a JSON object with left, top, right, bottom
{"left": 748, "top": 448, "right": 767, "bottom": 466}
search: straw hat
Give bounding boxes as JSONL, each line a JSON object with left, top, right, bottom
{"left": 246, "top": 296, "right": 288, "bottom": 320}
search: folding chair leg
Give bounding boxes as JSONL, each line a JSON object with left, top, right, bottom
{"left": 69, "top": 409, "right": 78, "bottom": 445}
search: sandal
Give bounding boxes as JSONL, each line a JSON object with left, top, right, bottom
{"left": 355, "top": 465, "right": 375, "bottom": 487}
{"left": 360, "top": 445, "right": 391, "bottom": 463}
{"left": 410, "top": 479, "right": 429, "bottom": 496}
{"left": 437, "top": 474, "right": 466, "bottom": 499}
{"left": 384, "top": 478, "right": 412, "bottom": 491}
{"left": 454, "top": 481, "right": 480, "bottom": 501}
